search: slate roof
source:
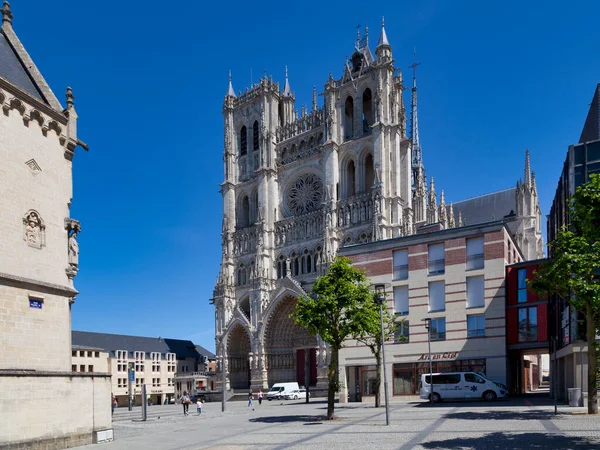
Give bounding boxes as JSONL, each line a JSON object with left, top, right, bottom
{"left": 195, "top": 345, "right": 216, "bottom": 360}
{"left": 580, "top": 83, "right": 600, "bottom": 143}
{"left": 452, "top": 187, "right": 517, "bottom": 227}
{"left": 72, "top": 331, "right": 205, "bottom": 360}
{"left": 0, "top": 30, "right": 44, "bottom": 102}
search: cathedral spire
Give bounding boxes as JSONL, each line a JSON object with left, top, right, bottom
{"left": 282, "top": 66, "right": 292, "bottom": 97}
{"left": 226, "top": 71, "right": 236, "bottom": 98}
{"left": 448, "top": 203, "right": 456, "bottom": 228}
{"left": 312, "top": 86, "right": 317, "bottom": 111}
{"left": 524, "top": 148, "right": 532, "bottom": 188}
{"left": 377, "top": 16, "right": 390, "bottom": 47}
{"left": 410, "top": 50, "right": 422, "bottom": 196}
{"left": 439, "top": 189, "right": 447, "bottom": 227}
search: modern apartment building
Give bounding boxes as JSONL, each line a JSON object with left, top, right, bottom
{"left": 338, "top": 220, "right": 521, "bottom": 402}
{"left": 72, "top": 331, "right": 215, "bottom": 405}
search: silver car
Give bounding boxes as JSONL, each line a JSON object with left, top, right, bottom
{"left": 285, "top": 389, "right": 308, "bottom": 400}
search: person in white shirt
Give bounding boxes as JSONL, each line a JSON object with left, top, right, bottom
{"left": 196, "top": 398, "right": 202, "bottom": 415}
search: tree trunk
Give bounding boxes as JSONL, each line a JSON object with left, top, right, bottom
{"left": 586, "top": 304, "right": 598, "bottom": 414}
{"left": 374, "top": 348, "right": 381, "bottom": 408}
{"left": 327, "top": 346, "right": 339, "bottom": 420}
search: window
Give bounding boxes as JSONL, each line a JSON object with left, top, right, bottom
{"left": 344, "top": 96, "right": 354, "bottom": 140}
{"left": 394, "top": 321, "right": 409, "bottom": 343}
{"left": 428, "top": 281, "right": 445, "bottom": 312}
{"left": 393, "top": 249, "right": 408, "bottom": 280}
{"left": 117, "top": 378, "right": 127, "bottom": 388}
{"left": 117, "top": 350, "right": 127, "bottom": 372}
{"left": 393, "top": 285, "right": 409, "bottom": 315}
{"left": 72, "top": 365, "right": 76, "bottom": 372}
{"left": 95, "top": 351, "right": 99, "bottom": 358}
{"left": 87, "top": 351, "right": 92, "bottom": 357}
{"left": 152, "top": 352, "right": 161, "bottom": 372}
{"left": 429, "top": 318, "right": 446, "bottom": 341}
{"left": 80, "top": 365, "right": 85, "bottom": 372}
{"left": 152, "top": 378, "right": 160, "bottom": 387}
{"left": 168, "top": 378, "right": 174, "bottom": 387}
{"left": 466, "top": 237, "right": 484, "bottom": 270}
{"left": 253, "top": 120, "right": 259, "bottom": 151}
{"left": 167, "top": 353, "right": 176, "bottom": 373}
{"left": 182, "top": 365, "right": 189, "bottom": 373}
{"left": 88, "top": 365, "right": 94, "bottom": 372}
{"left": 425, "top": 373, "right": 461, "bottom": 384}
{"left": 135, "top": 351, "right": 145, "bottom": 372}
{"left": 79, "top": 351, "right": 85, "bottom": 357}
{"left": 464, "top": 373, "right": 486, "bottom": 383}
{"left": 240, "top": 125, "right": 247, "bottom": 155}
{"left": 467, "top": 314, "right": 485, "bottom": 338}
{"left": 517, "top": 269, "right": 527, "bottom": 303}
{"left": 518, "top": 307, "right": 538, "bottom": 342}
{"left": 72, "top": 350, "right": 77, "bottom": 357}
{"left": 466, "top": 276, "right": 485, "bottom": 308}
{"left": 136, "top": 378, "right": 145, "bottom": 387}
{"left": 428, "top": 243, "right": 445, "bottom": 274}
{"left": 361, "top": 365, "right": 378, "bottom": 395}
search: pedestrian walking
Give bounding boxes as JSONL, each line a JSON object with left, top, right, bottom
{"left": 181, "top": 391, "right": 190, "bottom": 416}
{"left": 196, "top": 398, "right": 202, "bottom": 416}
{"left": 111, "top": 393, "right": 117, "bottom": 416}
{"left": 258, "top": 389, "right": 263, "bottom": 405}
{"left": 248, "top": 389, "right": 254, "bottom": 407}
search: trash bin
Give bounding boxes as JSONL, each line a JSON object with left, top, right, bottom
{"left": 568, "top": 388, "right": 581, "bottom": 407}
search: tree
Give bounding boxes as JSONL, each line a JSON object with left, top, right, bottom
{"left": 529, "top": 174, "right": 600, "bottom": 414}
{"left": 293, "top": 256, "right": 373, "bottom": 420}
{"left": 352, "top": 293, "right": 401, "bottom": 407}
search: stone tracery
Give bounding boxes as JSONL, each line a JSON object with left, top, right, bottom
{"left": 285, "top": 174, "right": 323, "bottom": 217}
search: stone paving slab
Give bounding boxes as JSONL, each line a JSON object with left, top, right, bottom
{"left": 72, "top": 397, "right": 600, "bottom": 450}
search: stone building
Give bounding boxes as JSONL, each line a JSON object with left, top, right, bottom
{"left": 0, "top": 3, "right": 112, "bottom": 448}
{"left": 212, "top": 21, "right": 543, "bottom": 393}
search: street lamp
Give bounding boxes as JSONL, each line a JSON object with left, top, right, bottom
{"left": 219, "top": 355, "right": 226, "bottom": 412}
{"left": 374, "top": 283, "right": 391, "bottom": 426}
{"left": 422, "top": 318, "right": 434, "bottom": 404}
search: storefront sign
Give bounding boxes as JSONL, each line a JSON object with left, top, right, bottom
{"left": 150, "top": 389, "right": 163, "bottom": 394}
{"left": 418, "top": 352, "right": 458, "bottom": 361}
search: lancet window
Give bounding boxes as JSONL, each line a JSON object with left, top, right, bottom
{"left": 240, "top": 125, "right": 247, "bottom": 156}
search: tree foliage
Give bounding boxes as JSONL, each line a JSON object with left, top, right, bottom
{"left": 529, "top": 174, "right": 600, "bottom": 414}
{"left": 352, "top": 292, "right": 401, "bottom": 407}
{"left": 293, "top": 256, "right": 373, "bottom": 419}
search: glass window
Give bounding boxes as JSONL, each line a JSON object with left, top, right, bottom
{"left": 361, "top": 365, "right": 378, "bottom": 396}
{"left": 393, "top": 364, "right": 415, "bottom": 395}
{"left": 394, "top": 320, "right": 409, "bottom": 343}
{"left": 574, "top": 144, "right": 585, "bottom": 165}
{"left": 428, "top": 281, "right": 445, "bottom": 312}
{"left": 467, "top": 276, "right": 485, "bottom": 308}
{"left": 466, "top": 237, "right": 484, "bottom": 270}
{"left": 393, "top": 286, "right": 409, "bottom": 315}
{"left": 429, "top": 317, "right": 446, "bottom": 341}
{"left": 464, "top": 373, "right": 486, "bottom": 383}
{"left": 517, "top": 269, "right": 527, "bottom": 303}
{"left": 393, "top": 249, "right": 409, "bottom": 280}
{"left": 428, "top": 243, "right": 445, "bottom": 274}
{"left": 587, "top": 141, "right": 600, "bottom": 162}
{"left": 467, "top": 314, "right": 485, "bottom": 337}
{"left": 518, "top": 306, "right": 538, "bottom": 342}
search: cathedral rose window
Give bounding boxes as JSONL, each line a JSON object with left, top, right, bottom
{"left": 286, "top": 174, "right": 323, "bottom": 216}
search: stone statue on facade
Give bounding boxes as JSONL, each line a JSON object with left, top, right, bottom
{"left": 23, "top": 210, "right": 45, "bottom": 249}
{"left": 68, "top": 232, "right": 79, "bottom": 266}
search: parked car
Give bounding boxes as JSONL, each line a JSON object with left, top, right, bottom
{"left": 419, "top": 372, "right": 507, "bottom": 403}
{"left": 285, "top": 389, "right": 309, "bottom": 400}
{"left": 266, "top": 382, "right": 300, "bottom": 400}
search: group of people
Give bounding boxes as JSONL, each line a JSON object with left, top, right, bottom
{"left": 247, "top": 389, "right": 263, "bottom": 407}
{"left": 180, "top": 391, "right": 202, "bottom": 416}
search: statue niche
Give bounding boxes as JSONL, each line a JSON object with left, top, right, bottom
{"left": 23, "top": 210, "right": 45, "bottom": 249}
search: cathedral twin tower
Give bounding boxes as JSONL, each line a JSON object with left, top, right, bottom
{"left": 212, "top": 22, "right": 541, "bottom": 392}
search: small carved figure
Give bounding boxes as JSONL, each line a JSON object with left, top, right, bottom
{"left": 23, "top": 211, "right": 44, "bottom": 248}
{"left": 68, "top": 232, "right": 79, "bottom": 266}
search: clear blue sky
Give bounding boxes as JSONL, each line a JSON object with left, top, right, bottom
{"left": 16, "top": 1, "right": 599, "bottom": 352}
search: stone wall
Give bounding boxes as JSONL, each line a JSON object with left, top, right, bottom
{"left": 0, "top": 372, "right": 113, "bottom": 449}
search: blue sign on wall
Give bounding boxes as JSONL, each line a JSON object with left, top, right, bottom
{"left": 29, "top": 299, "right": 43, "bottom": 309}
{"left": 130, "top": 370, "right": 135, "bottom": 382}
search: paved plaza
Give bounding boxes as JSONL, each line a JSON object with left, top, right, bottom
{"left": 73, "top": 396, "right": 600, "bottom": 450}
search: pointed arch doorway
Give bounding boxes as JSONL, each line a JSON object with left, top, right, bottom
{"left": 227, "top": 324, "right": 251, "bottom": 389}
{"left": 264, "top": 296, "right": 318, "bottom": 387}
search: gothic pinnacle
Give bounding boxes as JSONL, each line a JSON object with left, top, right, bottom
{"left": 312, "top": 86, "right": 317, "bottom": 111}
{"left": 377, "top": 16, "right": 390, "bottom": 47}
{"left": 524, "top": 148, "right": 532, "bottom": 188}
{"left": 65, "top": 86, "right": 74, "bottom": 107}
{"left": 1, "top": 2, "right": 12, "bottom": 26}
{"left": 282, "top": 66, "right": 292, "bottom": 97}
{"left": 227, "top": 70, "right": 236, "bottom": 97}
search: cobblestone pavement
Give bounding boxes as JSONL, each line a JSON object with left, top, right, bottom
{"left": 73, "top": 397, "right": 600, "bottom": 450}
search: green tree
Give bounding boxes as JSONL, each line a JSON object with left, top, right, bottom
{"left": 293, "top": 257, "right": 373, "bottom": 420}
{"left": 529, "top": 174, "right": 600, "bottom": 414}
{"left": 352, "top": 292, "right": 401, "bottom": 408}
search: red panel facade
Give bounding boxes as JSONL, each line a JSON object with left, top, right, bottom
{"left": 506, "top": 266, "right": 518, "bottom": 305}
{"left": 507, "top": 307, "right": 519, "bottom": 345}
{"left": 526, "top": 265, "right": 539, "bottom": 302}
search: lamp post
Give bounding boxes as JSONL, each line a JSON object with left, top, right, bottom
{"left": 220, "top": 355, "right": 226, "bottom": 412}
{"left": 374, "top": 284, "right": 390, "bottom": 426}
{"left": 422, "top": 318, "right": 434, "bottom": 404}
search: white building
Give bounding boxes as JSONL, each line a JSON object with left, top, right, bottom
{"left": 213, "top": 22, "right": 543, "bottom": 394}
{"left": 0, "top": 3, "right": 112, "bottom": 448}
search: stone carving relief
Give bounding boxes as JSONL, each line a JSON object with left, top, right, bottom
{"left": 285, "top": 173, "right": 323, "bottom": 216}
{"left": 23, "top": 210, "right": 45, "bottom": 249}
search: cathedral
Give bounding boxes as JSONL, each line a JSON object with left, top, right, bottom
{"left": 212, "top": 21, "right": 543, "bottom": 393}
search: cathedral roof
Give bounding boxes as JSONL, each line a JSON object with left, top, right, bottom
{"left": 452, "top": 187, "right": 516, "bottom": 226}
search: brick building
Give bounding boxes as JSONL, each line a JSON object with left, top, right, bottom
{"left": 338, "top": 220, "right": 521, "bottom": 402}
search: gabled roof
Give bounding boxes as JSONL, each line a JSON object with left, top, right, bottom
{"left": 580, "top": 83, "right": 600, "bottom": 143}
{"left": 0, "top": 13, "right": 63, "bottom": 111}
{"left": 452, "top": 188, "right": 516, "bottom": 226}
{"left": 72, "top": 330, "right": 204, "bottom": 359}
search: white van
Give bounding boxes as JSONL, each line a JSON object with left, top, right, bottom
{"left": 419, "top": 372, "right": 507, "bottom": 403}
{"left": 266, "top": 382, "right": 300, "bottom": 400}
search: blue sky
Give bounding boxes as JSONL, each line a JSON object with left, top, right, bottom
{"left": 15, "top": 1, "right": 599, "bottom": 352}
